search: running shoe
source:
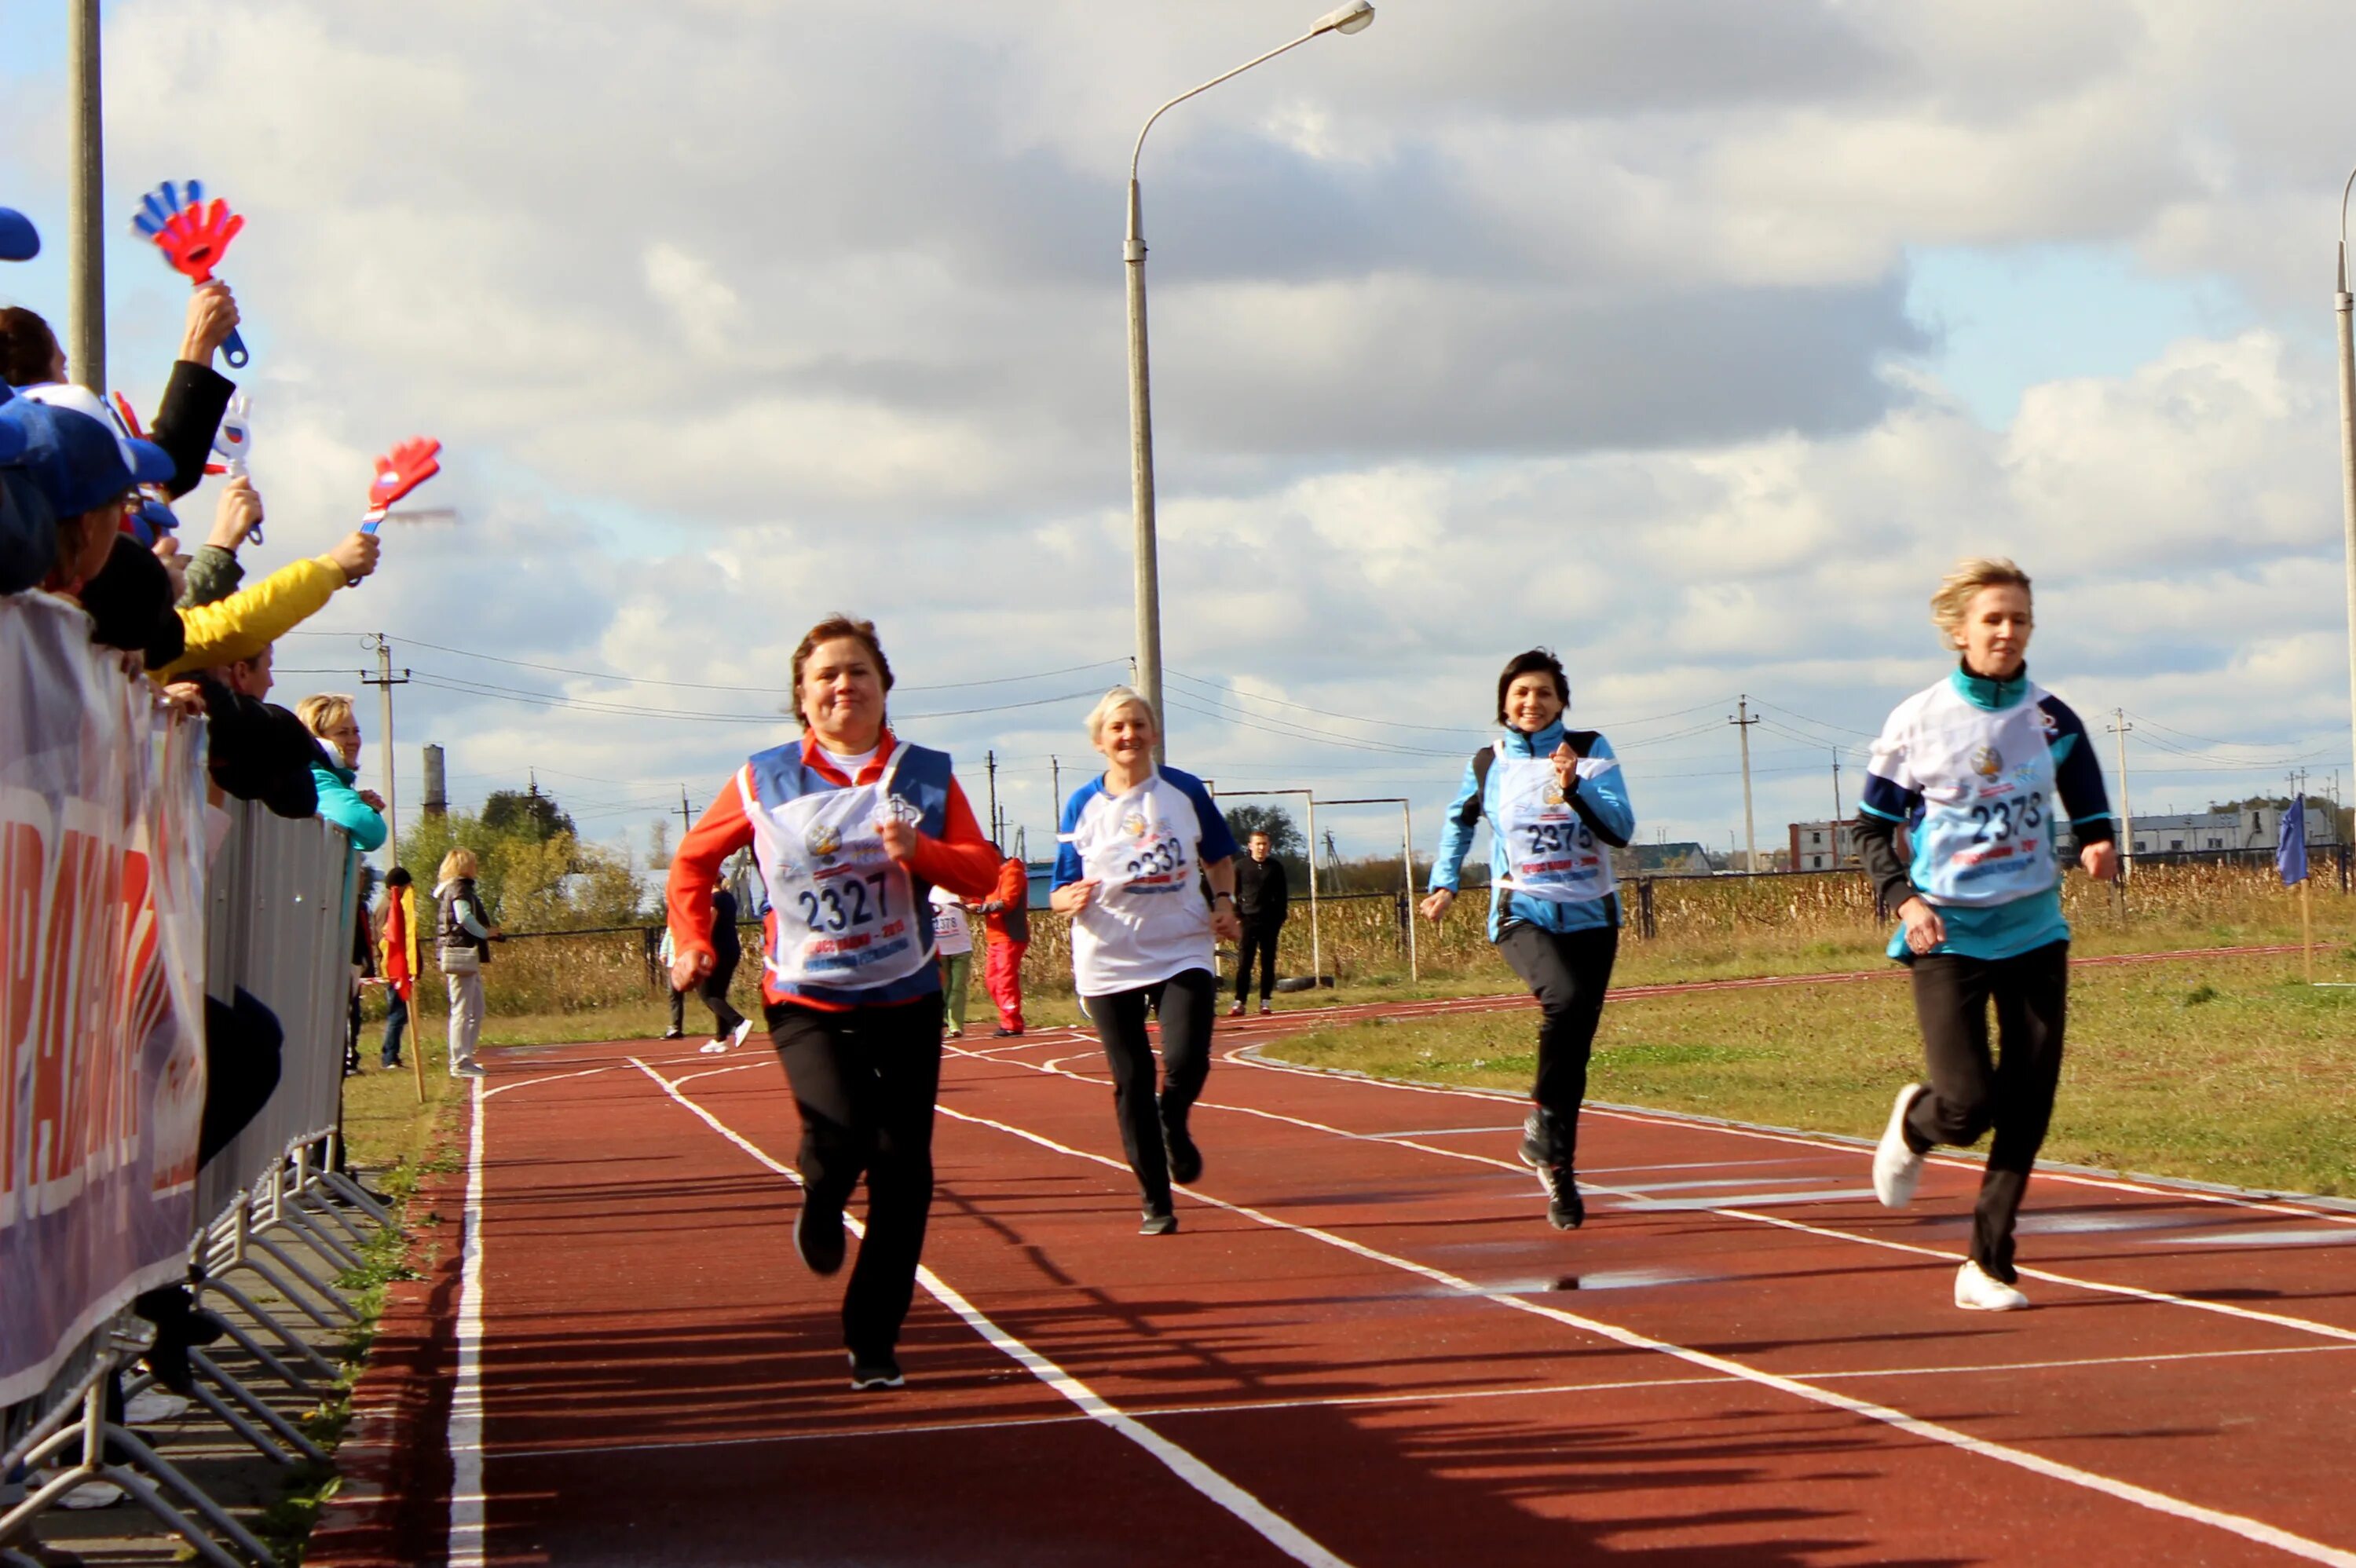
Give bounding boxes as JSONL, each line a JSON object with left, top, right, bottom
{"left": 1518, "top": 1110, "right": 1583, "bottom": 1230}
{"left": 1257, "top": 1003, "right": 1272, "bottom": 1016}
{"left": 1227, "top": 1001, "right": 1246, "bottom": 1018}
{"left": 1163, "top": 1117, "right": 1203, "bottom": 1185}
{"left": 731, "top": 1018, "right": 756, "bottom": 1051}
{"left": 1953, "top": 1259, "right": 2029, "bottom": 1311}
{"left": 848, "top": 1352, "right": 905, "bottom": 1391}
{"left": 453, "top": 1062, "right": 488, "bottom": 1079}
{"left": 991, "top": 1026, "right": 1024, "bottom": 1038}
{"left": 1873, "top": 1084, "right": 1931, "bottom": 1208}
{"left": 698, "top": 1039, "right": 729, "bottom": 1054}
{"left": 796, "top": 1197, "right": 847, "bottom": 1276}
{"left": 658, "top": 1029, "right": 685, "bottom": 1041}
{"left": 1138, "top": 1204, "right": 1179, "bottom": 1236}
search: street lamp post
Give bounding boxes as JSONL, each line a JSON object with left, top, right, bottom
{"left": 2335, "top": 169, "right": 2356, "bottom": 801}
{"left": 1125, "top": 0, "right": 1374, "bottom": 758}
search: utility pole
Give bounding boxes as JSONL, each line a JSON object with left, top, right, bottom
{"left": 986, "top": 750, "right": 999, "bottom": 850}
{"left": 1051, "top": 755, "right": 1062, "bottom": 819}
{"left": 1731, "top": 695, "right": 1759, "bottom": 872}
{"left": 678, "top": 786, "right": 694, "bottom": 837}
{"left": 1831, "top": 749, "right": 1845, "bottom": 868}
{"left": 67, "top": 0, "right": 104, "bottom": 395}
{"left": 361, "top": 635, "right": 411, "bottom": 855}
{"left": 2109, "top": 709, "right": 2135, "bottom": 881}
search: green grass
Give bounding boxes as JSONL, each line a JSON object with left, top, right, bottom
{"left": 1268, "top": 953, "right": 2356, "bottom": 1199}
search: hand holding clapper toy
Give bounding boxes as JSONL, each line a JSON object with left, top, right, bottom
{"left": 352, "top": 437, "right": 442, "bottom": 585}
{"left": 130, "top": 180, "right": 250, "bottom": 368}
{"left": 203, "top": 393, "right": 260, "bottom": 543}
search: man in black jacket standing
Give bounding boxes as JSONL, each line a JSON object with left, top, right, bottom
{"left": 1229, "top": 831, "right": 1289, "bottom": 1017}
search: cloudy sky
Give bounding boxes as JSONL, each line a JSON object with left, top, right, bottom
{"left": 5, "top": 0, "right": 2353, "bottom": 876}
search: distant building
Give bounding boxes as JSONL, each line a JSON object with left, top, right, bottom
{"left": 1788, "top": 819, "right": 1867, "bottom": 872}
{"left": 2126, "top": 804, "right": 2336, "bottom": 857}
{"left": 1614, "top": 842, "right": 1714, "bottom": 877}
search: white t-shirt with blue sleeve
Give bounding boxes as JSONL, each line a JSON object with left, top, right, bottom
{"left": 1055, "top": 766, "right": 1240, "bottom": 997}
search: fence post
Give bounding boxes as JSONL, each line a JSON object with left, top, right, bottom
{"left": 1637, "top": 877, "right": 1656, "bottom": 940}
{"left": 642, "top": 926, "right": 662, "bottom": 992}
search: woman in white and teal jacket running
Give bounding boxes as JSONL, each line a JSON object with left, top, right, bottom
{"left": 1423, "top": 649, "right": 1635, "bottom": 1231}
{"left": 1856, "top": 557, "right": 2117, "bottom": 1314}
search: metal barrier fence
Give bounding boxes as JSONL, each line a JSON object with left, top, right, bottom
{"left": 2, "top": 605, "right": 394, "bottom": 1567}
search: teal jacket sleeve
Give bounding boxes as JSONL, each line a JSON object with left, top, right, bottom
{"left": 311, "top": 763, "right": 388, "bottom": 852}
{"left": 1429, "top": 752, "right": 1485, "bottom": 893}
{"left": 1565, "top": 734, "right": 1634, "bottom": 848}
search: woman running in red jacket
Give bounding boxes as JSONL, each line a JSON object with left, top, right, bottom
{"left": 666, "top": 614, "right": 999, "bottom": 1390}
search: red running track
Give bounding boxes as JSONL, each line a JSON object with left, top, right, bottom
{"left": 313, "top": 982, "right": 2356, "bottom": 1568}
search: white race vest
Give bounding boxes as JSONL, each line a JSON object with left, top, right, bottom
{"left": 744, "top": 749, "right": 930, "bottom": 990}
{"left": 1492, "top": 747, "right": 1616, "bottom": 904}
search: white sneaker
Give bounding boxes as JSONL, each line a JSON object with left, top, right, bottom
{"left": 454, "top": 1062, "right": 488, "bottom": 1079}
{"left": 1872, "top": 1084, "right": 1930, "bottom": 1208}
{"left": 732, "top": 1018, "right": 756, "bottom": 1050}
{"left": 60, "top": 1478, "right": 127, "bottom": 1509}
{"left": 126, "top": 1388, "right": 191, "bottom": 1424}
{"left": 1954, "top": 1259, "right": 2029, "bottom": 1311}
{"left": 698, "top": 1039, "right": 729, "bottom": 1054}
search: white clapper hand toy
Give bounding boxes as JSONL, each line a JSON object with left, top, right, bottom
{"left": 209, "top": 393, "right": 258, "bottom": 542}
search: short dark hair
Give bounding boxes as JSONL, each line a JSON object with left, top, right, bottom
{"left": 789, "top": 614, "right": 894, "bottom": 729}
{"left": 385, "top": 866, "right": 413, "bottom": 888}
{"left": 0, "top": 306, "right": 60, "bottom": 387}
{"left": 1495, "top": 649, "right": 1569, "bottom": 725}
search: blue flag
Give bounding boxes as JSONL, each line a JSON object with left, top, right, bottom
{"left": 2277, "top": 795, "right": 2308, "bottom": 886}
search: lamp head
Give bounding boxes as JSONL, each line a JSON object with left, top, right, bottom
{"left": 1313, "top": 1, "right": 1375, "bottom": 35}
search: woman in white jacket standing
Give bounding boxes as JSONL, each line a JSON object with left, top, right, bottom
{"left": 435, "top": 847, "right": 500, "bottom": 1078}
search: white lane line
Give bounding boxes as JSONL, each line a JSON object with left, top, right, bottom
{"left": 935, "top": 1095, "right": 2356, "bottom": 1568}
{"left": 481, "top": 1065, "right": 619, "bottom": 1101}
{"left": 671, "top": 1061, "right": 770, "bottom": 1089}
{"left": 484, "top": 1341, "right": 2356, "bottom": 1465}
{"left": 625, "top": 1057, "right": 1354, "bottom": 1568}
{"left": 1231, "top": 1047, "right": 2356, "bottom": 1228}
{"left": 1370, "top": 1125, "right": 1527, "bottom": 1139}
{"left": 447, "top": 1076, "right": 488, "bottom": 1568}
{"left": 1172, "top": 1063, "right": 2356, "bottom": 1348}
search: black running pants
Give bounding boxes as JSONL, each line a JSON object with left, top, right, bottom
{"left": 766, "top": 993, "right": 945, "bottom": 1360}
{"left": 1492, "top": 923, "right": 1619, "bottom": 1164}
{"left": 701, "top": 952, "right": 748, "bottom": 1036}
{"left": 1088, "top": 968, "right": 1216, "bottom": 1208}
{"left": 1904, "top": 941, "right": 2069, "bottom": 1281}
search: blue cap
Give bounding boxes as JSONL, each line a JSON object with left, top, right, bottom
{"left": 0, "top": 207, "right": 37, "bottom": 263}
{"left": 128, "top": 495, "right": 179, "bottom": 545}
{"left": 0, "top": 383, "right": 22, "bottom": 464}
{"left": 3, "top": 386, "right": 174, "bottom": 516}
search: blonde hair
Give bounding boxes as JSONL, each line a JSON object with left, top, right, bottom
{"left": 437, "top": 847, "right": 479, "bottom": 883}
{"left": 294, "top": 692, "right": 356, "bottom": 739}
{"left": 1085, "top": 685, "right": 1156, "bottom": 747}
{"left": 1930, "top": 557, "right": 2032, "bottom": 646}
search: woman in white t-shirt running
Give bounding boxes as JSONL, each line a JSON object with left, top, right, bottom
{"left": 1052, "top": 687, "right": 1242, "bottom": 1235}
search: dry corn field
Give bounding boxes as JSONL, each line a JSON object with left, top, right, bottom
{"left": 380, "top": 860, "right": 2352, "bottom": 1025}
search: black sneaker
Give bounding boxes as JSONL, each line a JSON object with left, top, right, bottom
{"left": 796, "top": 1197, "right": 846, "bottom": 1276}
{"left": 1518, "top": 1110, "right": 1584, "bottom": 1230}
{"left": 848, "top": 1351, "right": 904, "bottom": 1391}
{"left": 1162, "top": 1117, "right": 1202, "bottom": 1186}
{"left": 658, "top": 1029, "right": 686, "bottom": 1041}
{"left": 1139, "top": 1204, "right": 1179, "bottom": 1236}
{"left": 991, "top": 1026, "right": 1023, "bottom": 1038}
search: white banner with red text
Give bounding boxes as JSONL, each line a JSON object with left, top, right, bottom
{"left": 1, "top": 592, "right": 209, "bottom": 1406}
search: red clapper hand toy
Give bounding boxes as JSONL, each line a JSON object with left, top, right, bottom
{"left": 352, "top": 437, "right": 442, "bottom": 584}
{"left": 130, "top": 180, "right": 250, "bottom": 368}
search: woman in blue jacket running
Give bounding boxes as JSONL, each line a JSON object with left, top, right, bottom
{"left": 1856, "top": 557, "right": 2116, "bottom": 1313}
{"left": 1423, "top": 649, "right": 1635, "bottom": 1230}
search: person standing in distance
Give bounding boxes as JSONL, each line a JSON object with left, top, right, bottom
{"left": 666, "top": 615, "right": 1000, "bottom": 1389}
{"left": 977, "top": 853, "right": 1031, "bottom": 1036}
{"left": 1053, "top": 687, "right": 1242, "bottom": 1236}
{"left": 1228, "top": 830, "right": 1290, "bottom": 1017}
{"left": 1423, "top": 649, "right": 1634, "bottom": 1230}
{"left": 930, "top": 884, "right": 975, "bottom": 1040}
{"left": 435, "top": 849, "right": 499, "bottom": 1079}
{"left": 1858, "top": 558, "right": 2116, "bottom": 1312}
